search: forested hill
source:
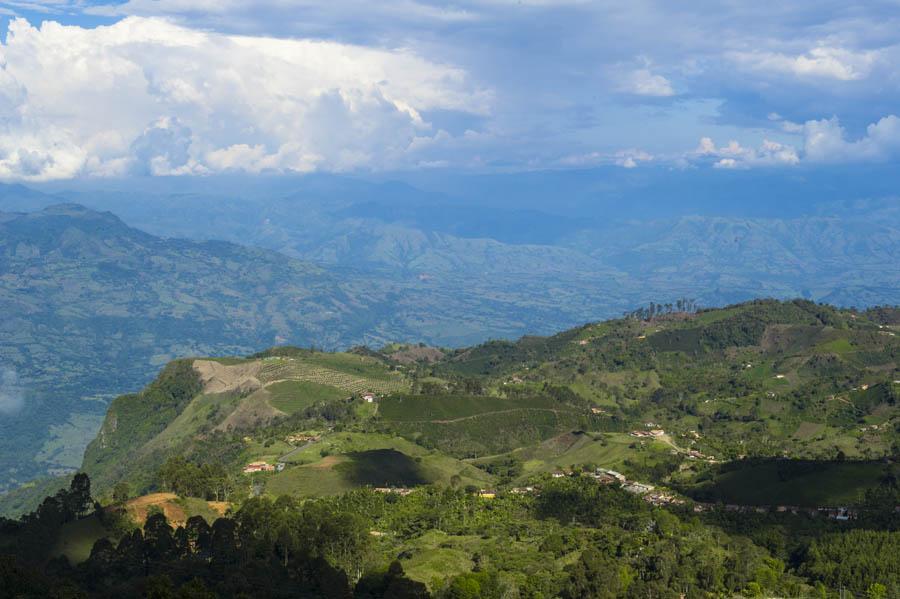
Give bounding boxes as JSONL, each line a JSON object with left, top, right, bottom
{"left": 434, "top": 299, "right": 900, "bottom": 459}
{"left": 64, "top": 298, "right": 900, "bottom": 505}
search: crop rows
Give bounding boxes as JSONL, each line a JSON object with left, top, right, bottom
{"left": 258, "top": 358, "right": 407, "bottom": 394}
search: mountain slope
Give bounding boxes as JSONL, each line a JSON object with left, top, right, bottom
{"left": 0, "top": 204, "right": 394, "bottom": 491}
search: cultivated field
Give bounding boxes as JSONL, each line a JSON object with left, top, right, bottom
{"left": 257, "top": 354, "right": 408, "bottom": 395}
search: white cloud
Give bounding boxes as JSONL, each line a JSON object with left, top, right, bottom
{"left": 693, "top": 137, "right": 799, "bottom": 169}
{"left": 618, "top": 68, "right": 675, "bottom": 96}
{"left": 0, "top": 17, "right": 491, "bottom": 180}
{"left": 558, "top": 148, "right": 653, "bottom": 168}
{"left": 692, "top": 114, "right": 900, "bottom": 168}
{"left": 800, "top": 115, "right": 900, "bottom": 162}
{"left": 730, "top": 46, "right": 879, "bottom": 81}
{"left": 615, "top": 148, "right": 653, "bottom": 168}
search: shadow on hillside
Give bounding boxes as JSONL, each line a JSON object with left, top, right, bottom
{"left": 336, "top": 449, "right": 429, "bottom": 487}
{"left": 681, "top": 458, "right": 894, "bottom": 507}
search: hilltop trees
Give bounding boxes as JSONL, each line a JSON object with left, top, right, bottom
{"left": 625, "top": 298, "right": 699, "bottom": 320}
{"left": 157, "top": 457, "right": 235, "bottom": 501}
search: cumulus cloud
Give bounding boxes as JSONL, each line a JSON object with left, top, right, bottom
{"left": 618, "top": 68, "right": 675, "bottom": 97}
{"left": 799, "top": 115, "right": 900, "bottom": 162}
{"left": 729, "top": 46, "right": 879, "bottom": 81}
{"left": 0, "top": 367, "right": 24, "bottom": 415}
{"left": 690, "top": 113, "right": 900, "bottom": 168}
{"left": 0, "top": 17, "right": 491, "bottom": 180}
{"left": 614, "top": 148, "right": 653, "bottom": 168}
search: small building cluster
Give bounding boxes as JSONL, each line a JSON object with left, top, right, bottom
{"left": 692, "top": 503, "right": 857, "bottom": 520}
{"left": 286, "top": 434, "right": 321, "bottom": 444}
{"left": 623, "top": 482, "right": 655, "bottom": 495}
{"left": 586, "top": 467, "right": 686, "bottom": 506}
{"left": 630, "top": 429, "right": 665, "bottom": 438}
{"left": 590, "top": 468, "right": 627, "bottom": 484}
{"left": 644, "top": 491, "right": 685, "bottom": 507}
{"left": 243, "top": 461, "right": 275, "bottom": 474}
{"left": 373, "top": 487, "right": 414, "bottom": 496}
{"left": 363, "top": 393, "right": 377, "bottom": 403}
{"left": 686, "top": 449, "right": 714, "bottom": 460}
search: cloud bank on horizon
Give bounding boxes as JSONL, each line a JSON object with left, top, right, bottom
{"left": 1, "top": 1, "right": 900, "bottom": 180}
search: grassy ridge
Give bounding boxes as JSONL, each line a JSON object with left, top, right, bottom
{"left": 257, "top": 354, "right": 407, "bottom": 395}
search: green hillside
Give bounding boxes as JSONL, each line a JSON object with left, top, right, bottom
{"left": 5, "top": 298, "right": 895, "bottom": 518}
{"left": 30, "top": 299, "right": 886, "bottom": 516}
{"left": 3, "top": 299, "right": 900, "bottom": 598}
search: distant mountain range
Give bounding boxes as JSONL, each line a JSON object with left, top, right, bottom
{"left": 1, "top": 169, "right": 898, "bottom": 492}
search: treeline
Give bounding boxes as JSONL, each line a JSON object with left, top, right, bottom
{"left": 157, "top": 457, "right": 236, "bottom": 502}
{"left": 0, "top": 474, "right": 94, "bottom": 564}
{"left": 800, "top": 530, "right": 899, "bottom": 597}
{"left": 1, "top": 474, "right": 426, "bottom": 598}
{"left": 624, "top": 298, "right": 699, "bottom": 320}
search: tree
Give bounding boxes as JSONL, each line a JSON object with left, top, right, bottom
{"left": 65, "top": 473, "right": 93, "bottom": 519}
{"left": 113, "top": 481, "right": 132, "bottom": 504}
{"left": 562, "top": 548, "right": 622, "bottom": 599}
{"left": 144, "top": 512, "right": 176, "bottom": 565}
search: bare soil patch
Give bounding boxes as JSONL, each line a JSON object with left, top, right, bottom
{"left": 207, "top": 501, "right": 231, "bottom": 517}
{"left": 124, "top": 493, "right": 186, "bottom": 527}
{"left": 312, "top": 455, "right": 345, "bottom": 469}
{"left": 389, "top": 346, "right": 445, "bottom": 364}
{"left": 214, "top": 387, "right": 282, "bottom": 432}
{"left": 194, "top": 359, "right": 262, "bottom": 395}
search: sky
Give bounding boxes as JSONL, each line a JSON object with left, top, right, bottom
{"left": 0, "top": 1, "right": 899, "bottom": 181}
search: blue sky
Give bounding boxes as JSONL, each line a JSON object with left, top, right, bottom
{"left": 1, "top": 1, "right": 899, "bottom": 180}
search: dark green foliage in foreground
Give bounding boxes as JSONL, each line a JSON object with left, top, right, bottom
{"left": 3, "top": 474, "right": 900, "bottom": 597}
{"left": 0, "top": 473, "right": 94, "bottom": 564}
{"left": 800, "top": 530, "right": 900, "bottom": 597}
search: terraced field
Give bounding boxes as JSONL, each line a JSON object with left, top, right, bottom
{"left": 266, "top": 380, "right": 346, "bottom": 415}
{"left": 375, "top": 393, "right": 596, "bottom": 458}
{"left": 257, "top": 355, "right": 408, "bottom": 395}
